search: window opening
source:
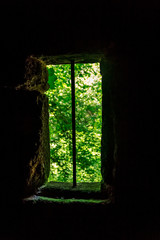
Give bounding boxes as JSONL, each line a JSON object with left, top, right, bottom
{"left": 46, "top": 62, "right": 102, "bottom": 186}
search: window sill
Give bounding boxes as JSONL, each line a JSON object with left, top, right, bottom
{"left": 23, "top": 182, "right": 113, "bottom": 207}
{"left": 37, "top": 182, "right": 108, "bottom": 200}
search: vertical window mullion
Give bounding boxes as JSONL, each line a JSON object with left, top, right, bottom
{"left": 71, "top": 60, "right": 76, "bottom": 187}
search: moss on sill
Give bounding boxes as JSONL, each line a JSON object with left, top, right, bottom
{"left": 23, "top": 195, "right": 111, "bottom": 206}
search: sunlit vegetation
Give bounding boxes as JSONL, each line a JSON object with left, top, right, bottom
{"left": 45, "top": 63, "right": 102, "bottom": 182}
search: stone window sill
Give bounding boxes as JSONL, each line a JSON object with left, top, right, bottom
{"left": 37, "top": 182, "right": 108, "bottom": 200}
{"left": 23, "top": 182, "right": 112, "bottom": 206}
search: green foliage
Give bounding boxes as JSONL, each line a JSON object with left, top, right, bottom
{"left": 45, "top": 63, "right": 102, "bottom": 183}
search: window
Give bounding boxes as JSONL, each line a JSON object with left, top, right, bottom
{"left": 45, "top": 61, "right": 102, "bottom": 187}
{"left": 22, "top": 54, "right": 114, "bottom": 201}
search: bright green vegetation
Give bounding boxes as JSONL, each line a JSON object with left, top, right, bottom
{"left": 45, "top": 63, "right": 102, "bottom": 183}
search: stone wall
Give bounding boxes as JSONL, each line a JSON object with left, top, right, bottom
{"left": 0, "top": 1, "right": 160, "bottom": 238}
{"left": 1, "top": 56, "right": 50, "bottom": 199}
{"left": 19, "top": 56, "right": 50, "bottom": 196}
{"left": 100, "top": 52, "right": 129, "bottom": 201}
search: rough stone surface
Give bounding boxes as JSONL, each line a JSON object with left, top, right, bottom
{"left": 23, "top": 93, "right": 50, "bottom": 196}
{"left": 16, "top": 56, "right": 49, "bottom": 93}
{"left": 39, "top": 53, "right": 104, "bottom": 65}
{"left": 20, "top": 57, "right": 50, "bottom": 196}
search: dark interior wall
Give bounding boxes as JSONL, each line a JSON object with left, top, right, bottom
{"left": 0, "top": 0, "right": 160, "bottom": 239}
